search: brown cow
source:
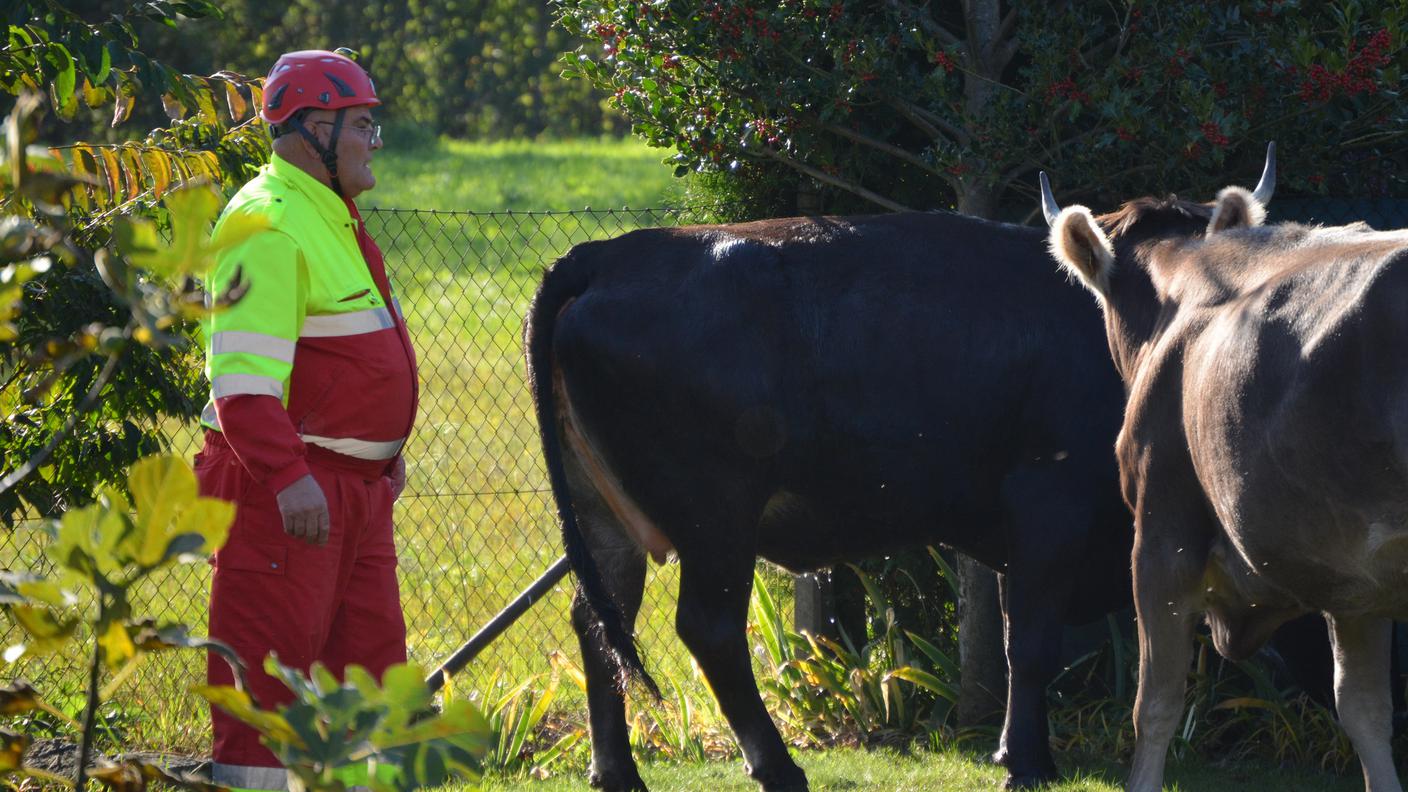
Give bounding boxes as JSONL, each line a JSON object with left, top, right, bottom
{"left": 1043, "top": 146, "right": 1408, "bottom": 792}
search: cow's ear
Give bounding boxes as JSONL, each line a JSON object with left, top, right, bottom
{"left": 1208, "top": 186, "right": 1266, "bottom": 234}
{"left": 1048, "top": 205, "right": 1115, "bottom": 298}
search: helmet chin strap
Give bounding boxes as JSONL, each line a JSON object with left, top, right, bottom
{"left": 293, "top": 108, "right": 347, "bottom": 196}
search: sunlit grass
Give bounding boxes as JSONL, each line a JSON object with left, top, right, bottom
{"left": 475, "top": 746, "right": 1366, "bottom": 791}
{"left": 364, "top": 136, "right": 685, "bottom": 212}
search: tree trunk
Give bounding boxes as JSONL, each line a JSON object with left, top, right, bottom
{"left": 952, "top": 0, "right": 1011, "bottom": 731}
{"left": 956, "top": 554, "right": 1007, "bottom": 726}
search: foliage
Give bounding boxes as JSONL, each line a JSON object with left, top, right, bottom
{"left": 164, "top": 0, "right": 626, "bottom": 140}
{"left": 196, "top": 658, "right": 491, "bottom": 792}
{"left": 1, "top": 1, "right": 272, "bottom": 526}
{"left": 558, "top": 0, "right": 1408, "bottom": 218}
{"left": 749, "top": 563, "right": 959, "bottom": 748}
{"left": 0, "top": 106, "right": 490, "bottom": 789}
{"left": 0, "top": 453, "right": 236, "bottom": 789}
{"left": 438, "top": 651, "right": 585, "bottom": 779}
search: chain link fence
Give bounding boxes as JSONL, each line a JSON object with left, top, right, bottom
{"left": 3, "top": 202, "right": 784, "bottom": 752}
{"left": 4, "top": 197, "right": 1408, "bottom": 753}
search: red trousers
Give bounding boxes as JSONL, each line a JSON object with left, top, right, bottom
{"left": 197, "top": 431, "right": 406, "bottom": 784}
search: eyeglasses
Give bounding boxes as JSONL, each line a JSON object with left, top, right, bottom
{"left": 313, "top": 120, "right": 382, "bottom": 144}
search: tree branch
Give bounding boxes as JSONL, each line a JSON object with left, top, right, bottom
{"left": 993, "top": 6, "right": 1022, "bottom": 72}
{"left": 75, "top": 613, "right": 104, "bottom": 792}
{"left": 820, "top": 121, "right": 949, "bottom": 179}
{"left": 888, "top": 97, "right": 972, "bottom": 147}
{"left": 886, "top": 0, "right": 960, "bottom": 48}
{"left": 757, "top": 147, "right": 914, "bottom": 212}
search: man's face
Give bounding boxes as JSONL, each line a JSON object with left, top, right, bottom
{"left": 303, "top": 105, "right": 382, "bottom": 198}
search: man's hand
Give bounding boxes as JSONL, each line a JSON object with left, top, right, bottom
{"left": 277, "top": 474, "right": 329, "bottom": 545}
{"left": 388, "top": 456, "right": 406, "bottom": 500}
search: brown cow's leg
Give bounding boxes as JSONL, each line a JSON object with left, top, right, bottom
{"left": 1327, "top": 614, "right": 1403, "bottom": 792}
{"left": 1127, "top": 533, "right": 1199, "bottom": 792}
{"left": 676, "top": 554, "right": 807, "bottom": 792}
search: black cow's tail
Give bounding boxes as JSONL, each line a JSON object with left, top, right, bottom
{"left": 524, "top": 247, "right": 661, "bottom": 699}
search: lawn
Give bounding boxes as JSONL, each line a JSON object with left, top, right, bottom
{"left": 364, "top": 135, "right": 688, "bottom": 211}
{"left": 479, "top": 748, "right": 1365, "bottom": 792}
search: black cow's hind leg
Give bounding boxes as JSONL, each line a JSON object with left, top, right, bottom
{"left": 995, "top": 570, "right": 1065, "bottom": 789}
{"left": 564, "top": 459, "right": 651, "bottom": 792}
{"left": 676, "top": 553, "right": 808, "bottom": 791}
{"left": 992, "top": 466, "right": 1088, "bottom": 788}
{"left": 573, "top": 554, "right": 648, "bottom": 792}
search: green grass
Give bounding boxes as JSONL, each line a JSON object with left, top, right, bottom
{"left": 477, "top": 747, "right": 1366, "bottom": 791}
{"left": 364, "top": 136, "right": 686, "bottom": 211}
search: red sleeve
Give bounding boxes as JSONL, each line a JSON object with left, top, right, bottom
{"left": 214, "top": 394, "right": 311, "bottom": 493}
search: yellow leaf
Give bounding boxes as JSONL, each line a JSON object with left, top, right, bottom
{"left": 96, "top": 146, "right": 122, "bottom": 205}
{"left": 128, "top": 455, "right": 196, "bottom": 544}
{"left": 0, "top": 730, "right": 29, "bottom": 772}
{"left": 47, "top": 502, "right": 107, "bottom": 578}
{"left": 81, "top": 75, "right": 108, "bottom": 109}
{"left": 223, "top": 79, "right": 248, "bottom": 122}
{"left": 11, "top": 605, "right": 78, "bottom": 655}
{"left": 98, "top": 620, "right": 135, "bottom": 669}
{"left": 160, "top": 93, "right": 185, "bottom": 121}
{"left": 196, "top": 81, "right": 219, "bottom": 127}
{"left": 141, "top": 150, "right": 172, "bottom": 200}
{"left": 15, "top": 578, "right": 70, "bottom": 607}
{"left": 548, "top": 650, "right": 587, "bottom": 692}
{"left": 119, "top": 145, "right": 143, "bottom": 201}
{"left": 126, "top": 455, "right": 231, "bottom": 567}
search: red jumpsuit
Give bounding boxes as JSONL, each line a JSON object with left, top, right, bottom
{"left": 196, "top": 155, "right": 419, "bottom": 789}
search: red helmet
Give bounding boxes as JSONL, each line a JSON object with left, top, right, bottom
{"left": 259, "top": 50, "right": 380, "bottom": 125}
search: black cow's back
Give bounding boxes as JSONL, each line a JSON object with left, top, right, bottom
{"left": 549, "top": 212, "right": 1127, "bottom": 606}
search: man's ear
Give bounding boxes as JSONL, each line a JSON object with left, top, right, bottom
{"left": 1048, "top": 205, "right": 1115, "bottom": 299}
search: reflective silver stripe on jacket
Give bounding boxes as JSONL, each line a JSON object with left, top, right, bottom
{"left": 392, "top": 297, "right": 404, "bottom": 320}
{"left": 211, "top": 373, "right": 284, "bottom": 399}
{"left": 200, "top": 402, "right": 220, "bottom": 429}
{"left": 210, "top": 762, "right": 289, "bottom": 790}
{"left": 300, "top": 306, "right": 395, "bottom": 338}
{"left": 300, "top": 434, "right": 405, "bottom": 460}
{"left": 210, "top": 331, "right": 296, "bottom": 363}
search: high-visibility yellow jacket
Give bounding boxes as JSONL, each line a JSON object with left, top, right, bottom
{"left": 201, "top": 153, "right": 418, "bottom": 491}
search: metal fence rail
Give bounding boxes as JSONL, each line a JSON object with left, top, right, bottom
{"left": 4, "top": 197, "right": 1406, "bottom": 752}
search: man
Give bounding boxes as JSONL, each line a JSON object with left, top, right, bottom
{"left": 195, "top": 49, "right": 418, "bottom": 790}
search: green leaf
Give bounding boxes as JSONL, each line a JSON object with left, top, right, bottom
{"left": 48, "top": 499, "right": 130, "bottom": 580}
{"left": 123, "top": 184, "right": 267, "bottom": 281}
{"left": 48, "top": 42, "right": 77, "bottom": 111}
{"left": 193, "top": 685, "right": 306, "bottom": 747}
{"left": 885, "top": 666, "right": 958, "bottom": 702}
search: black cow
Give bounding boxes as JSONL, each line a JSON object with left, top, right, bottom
{"left": 523, "top": 210, "right": 1133, "bottom": 790}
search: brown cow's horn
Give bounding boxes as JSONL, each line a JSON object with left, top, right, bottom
{"left": 1040, "top": 172, "right": 1061, "bottom": 226}
{"left": 1251, "top": 141, "right": 1276, "bottom": 205}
